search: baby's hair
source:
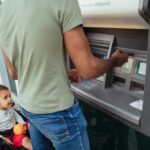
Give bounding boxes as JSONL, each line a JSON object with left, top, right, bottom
{"left": 0, "top": 84, "right": 9, "bottom": 91}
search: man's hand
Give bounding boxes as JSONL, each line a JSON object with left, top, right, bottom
{"left": 111, "top": 50, "right": 128, "bottom": 67}
{"left": 2, "top": 49, "right": 18, "bottom": 80}
{"left": 68, "top": 68, "right": 81, "bottom": 83}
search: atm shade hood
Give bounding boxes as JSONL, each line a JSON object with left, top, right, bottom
{"left": 78, "top": 0, "right": 150, "bottom": 29}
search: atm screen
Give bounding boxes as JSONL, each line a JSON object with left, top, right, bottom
{"left": 121, "top": 58, "right": 133, "bottom": 74}
{"left": 136, "top": 61, "right": 147, "bottom": 76}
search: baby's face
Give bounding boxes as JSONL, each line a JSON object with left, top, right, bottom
{"left": 0, "top": 90, "right": 13, "bottom": 109}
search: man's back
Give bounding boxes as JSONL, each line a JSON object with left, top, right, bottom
{"left": 0, "top": 0, "right": 82, "bottom": 113}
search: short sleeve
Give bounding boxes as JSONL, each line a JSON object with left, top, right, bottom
{"left": 61, "top": 0, "right": 83, "bottom": 33}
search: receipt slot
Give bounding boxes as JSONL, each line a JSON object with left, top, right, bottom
{"left": 70, "top": 0, "right": 150, "bottom": 137}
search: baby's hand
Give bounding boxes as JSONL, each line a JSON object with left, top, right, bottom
{"left": 2, "top": 137, "right": 13, "bottom": 145}
{"left": 22, "top": 123, "right": 27, "bottom": 133}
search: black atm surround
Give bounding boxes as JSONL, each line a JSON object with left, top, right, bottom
{"left": 141, "top": 29, "right": 150, "bottom": 136}
{"left": 70, "top": 27, "right": 150, "bottom": 137}
{"left": 140, "top": 0, "right": 150, "bottom": 23}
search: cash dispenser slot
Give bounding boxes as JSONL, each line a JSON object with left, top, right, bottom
{"left": 113, "top": 76, "right": 126, "bottom": 88}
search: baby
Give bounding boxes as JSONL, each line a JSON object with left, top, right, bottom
{"left": 0, "top": 84, "right": 32, "bottom": 150}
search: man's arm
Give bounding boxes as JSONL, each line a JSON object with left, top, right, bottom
{"left": 64, "top": 26, "right": 128, "bottom": 80}
{"left": 2, "top": 49, "right": 18, "bottom": 80}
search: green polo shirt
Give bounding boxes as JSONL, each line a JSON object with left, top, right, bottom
{"left": 0, "top": 0, "right": 83, "bottom": 113}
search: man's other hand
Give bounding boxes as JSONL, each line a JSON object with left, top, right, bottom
{"left": 68, "top": 68, "right": 81, "bottom": 83}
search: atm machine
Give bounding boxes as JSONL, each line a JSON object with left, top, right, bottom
{"left": 70, "top": 0, "right": 150, "bottom": 138}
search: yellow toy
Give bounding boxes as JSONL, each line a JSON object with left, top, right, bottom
{"left": 13, "top": 124, "right": 26, "bottom": 135}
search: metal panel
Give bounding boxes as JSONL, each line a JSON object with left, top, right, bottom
{"left": 78, "top": 0, "right": 149, "bottom": 29}
{"left": 71, "top": 80, "right": 141, "bottom": 125}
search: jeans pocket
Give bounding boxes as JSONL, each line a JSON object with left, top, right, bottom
{"left": 22, "top": 108, "right": 70, "bottom": 143}
{"left": 33, "top": 116, "right": 70, "bottom": 143}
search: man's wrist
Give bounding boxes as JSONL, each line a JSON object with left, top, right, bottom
{"left": 110, "top": 56, "right": 118, "bottom": 67}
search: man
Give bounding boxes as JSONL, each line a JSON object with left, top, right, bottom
{"left": 0, "top": 0, "right": 128, "bottom": 150}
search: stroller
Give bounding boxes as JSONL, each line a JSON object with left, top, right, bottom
{"left": 0, "top": 109, "right": 27, "bottom": 150}
{"left": 0, "top": 137, "right": 27, "bottom": 150}
{"left": 0, "top": 109, "right": 55, "bottom": 150}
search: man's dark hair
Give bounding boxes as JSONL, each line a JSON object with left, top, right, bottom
{"left": 0, "top": 84, "right": 9, "bottom": 91}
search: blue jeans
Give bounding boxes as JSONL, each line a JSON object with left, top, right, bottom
{"left": 22, "top": 102, "right": 90, "bottom": 150}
